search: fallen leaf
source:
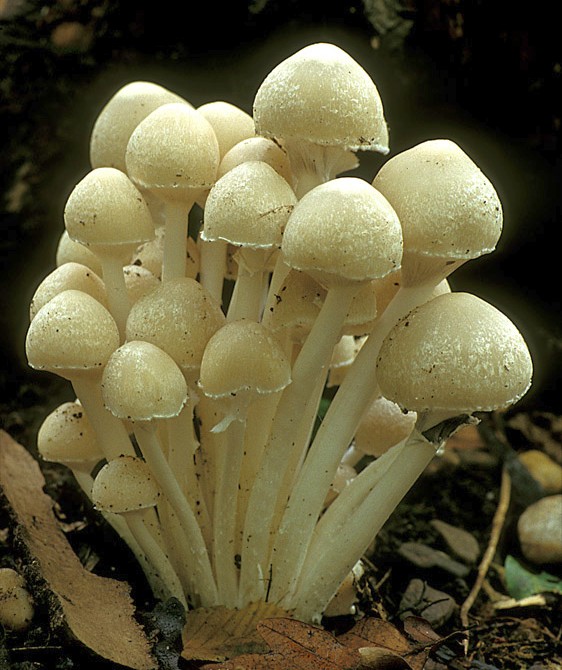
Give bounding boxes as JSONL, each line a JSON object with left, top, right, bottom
{"left": 504, "top": 554, "right": 562, "bottom": 600}
{"left": 182, "top": 601, "right": 290, "bottom": 662}
{"left": 0, "top": 430, "right": 156, "bottom": 670}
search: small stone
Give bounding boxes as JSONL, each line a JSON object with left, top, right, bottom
{"left": 398, "top": 541, "right": 470, "bottom": 577}
{"left": 430, "top": 519, "right": 480, "bottom": 565}
{"left": 518, "top": 449, "right": 562, "bottom": 494}
{"left": 518, "top": 494, "right": 562, "bottom": 564}
{"left": 399, "top": 578, "right": 456, "bottom": 628}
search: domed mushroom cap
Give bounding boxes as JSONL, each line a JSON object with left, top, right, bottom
{"left": 125, "top": 102, "right": 220, "bottom": 201}
{"left": 29, "top": 262, "right": 107, "bottom": 320}
{"left": 281, "top": 177, "right": 402, "bottom": 288}
{"left": 354, "top": 396, "right": 417, "bottom": 457}
{"left": 89, "top": 80, "right": 190, "bottom": 172}
{"left": 25, "top": 289, "right": 120, "bottom": 377}
{"left": 197, "top": 100, "right": 255, "bottom": 160}
{"left": 376, "top": 292, "right": 533, "bottom": 414}
{"left": 38, "top": 401, "right": 103, "bottom": 465}
{"left": 56, "top": 230, "right": 103, "bottom": 275}
{"left": 92, "top": 455, "right": 160, "bottom": 514}
{"left": 202, "top": 161, "right": 297, "bottom": 248}
{"left": 373, "top": 139, "right": 503, "bottom": 262}
{"left": 199, "top": 320, "right": 291, "bottom": 398}
{"left": 102, "top": 340, "right": 187, "bottom": 421}
{"left": 253, "top": 42, "right": 388, "bottom": 153}
{"left": 64, "top": 167, "right": 154, "bottom": 253}
{"left": 125, "top": 277, "right": 225, "bottom": 373}
{"left": 218, "top": 136, "right": 292, "bottom": 183}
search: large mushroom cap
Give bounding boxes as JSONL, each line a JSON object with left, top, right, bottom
{"left": 25, "top": 289, "right": 120, "bottom": 377}
{"left": 373, "top": 139, "right": 503, "bottom": 269}
{"left": 281, "top": 177, "right": 402, "bottom": 288}
{"left": 102, "top": 340, "right": 187, "bottom": 421}
{"left": 253, "top": 42, "right": 388, "bottom": 153}
{"left": 92, "top": 455, "right": 160, "bottom": 513}
{"left": 376, "top": 292, "right": 533, "bottom": 414}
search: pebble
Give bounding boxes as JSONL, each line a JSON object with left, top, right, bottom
{"left": 399, "top": 578, "right": 456, "bottom": 628}
{"left": 398, "top": 541, "right": 470, "bottom": 577}
{"left": 430, "top": 519, "right": 480, "bottom": 565}
{"left": 518, "top": 494, "right": 562, "bottom": 564}
{"left": 518, "top": 449, "right": 562, "bottom": 494}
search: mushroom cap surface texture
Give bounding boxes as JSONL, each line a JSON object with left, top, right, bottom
{"left": 199, "top": 320, "right": 291, "bottom": 398}
{"left": 102, "top": 340, "right": 187, "bottom": 421}
{"left": 281, "top": 177, "right": 402, "bottom": 287}
{"left": 202, "top": 160, "right": 297, "bottom": 248}
{"left": 92, "top": 455, "right": 160, "bottom": 514}
{"left": 125, "top": 102, "right": 220, "bottom": 199}
{"left": 64, "top": 167, "right": 154, "bottom": 250}
{"left": 373, "top": 139, "right": 503, "bottom": 260}
{"left": 25, "top": 289, "right": 120, "bottom": 376}
{"left": 253, "top": 42, "right": 389, "bottom": 153}
{"left": 89, "top": 80, "right": 189, "bottom": 172}
{"left": 376, "top": 292, "right": 533, "bottom": 413}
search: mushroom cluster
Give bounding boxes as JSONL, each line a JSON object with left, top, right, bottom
{"left": 25, "top": 43, "right": 533, "bottom": 624}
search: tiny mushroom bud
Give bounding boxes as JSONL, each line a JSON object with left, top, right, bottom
{"left": 0, "top": 568, "right": 35, "bottom": 632}
{"left": 92, "top": 455, "right": 186, "bottom": 606}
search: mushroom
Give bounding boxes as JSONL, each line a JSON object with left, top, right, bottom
{"left": 199, "top": 319, "right": 291, "bottom": 607}
{"left": 64, "top": 167, "right": 155, "bottom": 337}
{"left": 125, "top": 102, "right": 220, "bottom": 282}
{"left": 253, "top": 42, "right": 388, "bottom": 197}
{"left": 218, "top": 136, "right": 292, "bottom": 183}
{"left": 25, "top": 289, "right": 134, "bottom": 461}
{"left": 55, "top": 229, "right": 103, "bottom": 276}
{"left": 101, "top": 339, "right": 218, "bottom": 607}
{"left": 240, "top": 176, "right": 402, "bottom": 606}
{"left": 201, "top": 160, "right": 297, "bottom": 320}
{"left": 0, "top": 568, "right": 34, "bottom": 632}
{"left": 92, "top": 455, "right": 187, "bottom": 607}
{"left": 197, "top": 100, "right": 255, "bottom": 161}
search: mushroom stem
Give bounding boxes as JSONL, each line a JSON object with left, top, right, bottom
{"left": 239, "top": 282, "right": 359, "bottom": 605}
{"left": 213, "top": 417, "right": 247, "bottom": 608}
{"left": 125, "top": 510, "right": 188, "bottom": 608}
{"left": 162, "top": 199, "right": 195, "bottom": 282}
{"left": 98, "top": 254, "right": 130, "bottom": 340}
{"left": 267, "top": 281, "right": 438, "bottom": 603}
{"left": 226, "top": 265, "right": 265, "bottom": 322}
{"left": 132, "top": 421, "right": 219, "bottom": 606}
{"left": 291, "top": 431, "right": 437, "bottom": 622}
{"left": 71, "top": 374, "right": 135, "bottom": 460}
{"left": 198, "top": 238, "right": 227, "bottom": 306}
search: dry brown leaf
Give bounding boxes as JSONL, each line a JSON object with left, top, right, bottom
{"left": 0, "top": 430, "right": 156, "bottom": 670}
{"left": 181, "top": 601, "right": 290, "bottom": 662}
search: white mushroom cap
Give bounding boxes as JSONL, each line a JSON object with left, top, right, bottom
{"left": 281, "top": 177, "right": 402, "bottom": 288}
{"left": 101, "top": 340, "right": 187, "bottom": 421}
{"left": 253, "top": 42, "right": 388, "bottom": 153}
{"left": 202, "top": 161, "right": 297, "bottom": 250}
{"left": 125, "top": 102, "right": 220, "bottom": 202}
{"left": 354, "top": 395, "right": 417, "bottom": 457}
{"left": 92, "top": 455, "right": 160, "bottom": 513}
{"left": 89, "top": 80, "right": 190, "bottom": 172}
{"left": 373, "top": 139, "right": 503, "bottom": 285}
{"left": 56, "top": 230, "right": 103, "bottom": 275}
{"left": 25, "top": 289, "right": 120, "bottom": 379}
{"left": 198, "top": 320, "right": 291, "bottom": 398}
{"left": 64, "top": 167, "right": 155, "bottom": 256}
{"left": 0, "top": 568, "right": 35, "bottom": 632}
{"left": 29, "top": 262, "right": 108, "bottom": 320}
{"left": 218, "top": 136, "right": 292, "bottom": 183}
{"left": 376, "top": 292, "right": 533, "bottom": 415}
{"left": 197, "top": 100, "right": 255, "bottom": 160}
{"left": 122, "top": 264, "right": 160, "bottom": 304}
{"left": 37, "top": 400, "right": 103, "bottom": 466}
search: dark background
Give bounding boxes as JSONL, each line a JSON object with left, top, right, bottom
{"left": 1, "top": 0, "right": 561, "bottom": 415}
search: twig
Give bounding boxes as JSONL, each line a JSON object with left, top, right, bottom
{"left": 460, "top": 465, "right": 512, "bottom": 652}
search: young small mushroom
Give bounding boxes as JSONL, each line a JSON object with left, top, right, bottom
{"left": 0, "top": 568, "right": 35, "bottom": 632}
{"left": 92, "top": 455, "right": 187, "bottom": 607}
{"left": 55, "top": 229, "right": 103, "bottom": 276}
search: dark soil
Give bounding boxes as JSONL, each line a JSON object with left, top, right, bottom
{"left": 1, "top": 2, "right": 561, "bottom": 669}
